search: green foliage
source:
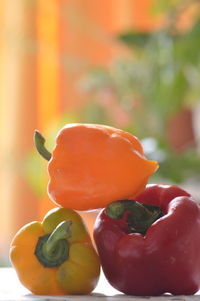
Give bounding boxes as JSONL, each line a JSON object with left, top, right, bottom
{"left": 116, "top": 20, "right": 200, "bottom": 116}
{"left": 118, "top": 32, "right": 150, "bottom": 47}
{"left": 151, "top": 0, "right": 185, "bottom": 15}
{"left": 146, "top": 142, "right": 200, "bottom": 183}
{"left": 79, "top": 6, "right": 200, "bottom": 183}
{"left": 157, "top": 150, "right": 200, "bottom": 183}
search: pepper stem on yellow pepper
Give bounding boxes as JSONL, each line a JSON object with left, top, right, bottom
{"left": 35, "top": 220, "right": 72, "bottom": 267}
{"left": 34, "top": 130, "right": 52, "bottom": 161}
{"left": 46, "top": 221, "right": 72, "bottom": 254}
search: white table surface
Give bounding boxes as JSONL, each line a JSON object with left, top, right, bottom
{"left": 1, "top": 268, "right": 200, "bottom": 301}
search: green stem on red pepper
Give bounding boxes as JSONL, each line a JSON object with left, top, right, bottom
{"left": 106, "top": 199, "right": 163, "bottom": 235}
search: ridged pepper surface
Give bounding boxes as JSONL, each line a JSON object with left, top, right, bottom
{"left": 35, "top": 123, "right": 158, "bottom": 210}
{"left": 10, "top": 207, "right": 100, "bottom": 295}
{"left": 94, "top": 184, "right": 200, "bottom": 296}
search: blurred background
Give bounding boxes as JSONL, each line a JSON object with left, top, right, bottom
{"left": 0, "top": 0, "right": 200, "bottom": 266}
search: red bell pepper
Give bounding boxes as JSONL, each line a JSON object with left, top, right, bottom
{"left": 94, "top": 184, "right": 200, "bottom": 296}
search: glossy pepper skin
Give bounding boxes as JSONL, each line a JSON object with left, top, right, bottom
{"left": 10, "top": 207, "right": 100, "bottom": 295}
{"left": 94, "top": 184, "right": 200, "bottom": 296}
{"left": 47, "top": 123, "right": 158, "bottom": 210}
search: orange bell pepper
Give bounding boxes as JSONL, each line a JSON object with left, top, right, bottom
{"left": 10, "top": 207, "right": 100, "bottom": 295}
{"left": 35, "top": 123, "right": 158, "bottom": 210}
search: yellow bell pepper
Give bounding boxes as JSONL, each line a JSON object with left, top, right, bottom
{"left": 10, "top": 207, "right": 100, "bottom": 295}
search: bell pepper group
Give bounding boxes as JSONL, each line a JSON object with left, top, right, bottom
{"left": 10, "top": 123, "right": 200, "bottom": 296}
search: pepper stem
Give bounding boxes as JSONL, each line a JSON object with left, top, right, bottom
{"left": 35, "top": 221, "right": 72, "bottom": 267}
{"left": 46, "top": 220, "right": 72, "bottom": 255}
{"left": 106, "top": 200, "right": 163, "bottom": 235}
{"left": 34, "top": 130, "right": 52, "bottom": 161}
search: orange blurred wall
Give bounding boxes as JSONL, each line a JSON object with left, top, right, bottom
{"left": 0, "top": 0, "right": 161, "bottom": 260}
{"left": 0, "top": 0, "right": 39, "bottom": 257}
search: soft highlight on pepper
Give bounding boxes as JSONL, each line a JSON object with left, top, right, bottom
{"left": 35, "top": 123, "right": 159, "bottom": 210}
{"left": 94, "top": 184, "right": 200, "bottom": 296}
{"left": 10, "top": 207, "right": 100, "bottom": 295}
